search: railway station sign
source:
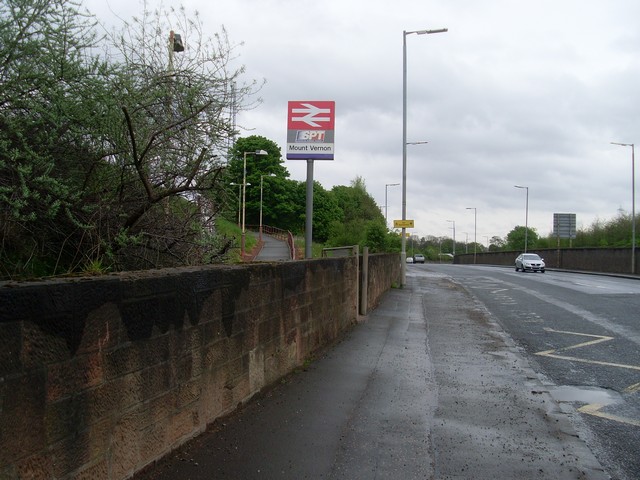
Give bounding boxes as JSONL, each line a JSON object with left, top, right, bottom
{"left": 286, "top": 101, "right": 335, "bottom": 160}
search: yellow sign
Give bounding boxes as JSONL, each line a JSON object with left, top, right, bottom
{"left": 394, "top": 219, "right": 414, "bottom": 228}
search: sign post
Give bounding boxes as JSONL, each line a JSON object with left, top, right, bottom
{"left": 287, "top": 101, "right": 335, "bottom": 258}
{"left": 553, "top": 213, "right": 577, "bottom": 268}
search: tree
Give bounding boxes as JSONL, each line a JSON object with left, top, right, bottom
{"left": 489, "top": 236, "right": 506, "bottom": 251}
{"left": 506, "top": 226, "right": 538, "bottom": 251}
{"left": 308, "top": 182, "right": 343, "bottom": 243}
{"left": 0, "top": 1, "right": 262, "bottom": 277}
{"left": 325, "top": 176, "right": 387, "bottom": 248}
{"left": 98, "top": 7, "right": 262, "bottom": 270}
{"left": 331, "top": 177, "right": 384, "bottom": 224}
{"left": 0, "top": 0, "right": 112, "bottom": 277}
{"left": 226, "top": 136, "right": 289, "bottom": 227}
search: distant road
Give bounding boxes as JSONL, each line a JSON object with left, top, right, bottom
{"left": 423, "top": 263, "right": 640, "bottom": 480}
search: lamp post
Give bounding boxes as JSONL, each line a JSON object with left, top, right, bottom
{"left": 401, "top": 27, "right": 447, "bottom": 286}
{"left": 259, "top": 173, "right": 276, "bottom": 241}
{"left": 241, "top": 150, "right": 268, "bottom": 258}
{"left": 466, "top": 207, "right": 477, "bottom": 264}
{"left": 385, "top": 183, "right": 400, "bottom": 227}
{"left": 229, "top": 182, "right": 246, "bottom": 227}
{"left": 447, "top": 220, "right": 456, "bottom": 256}
{"left": 514, "top": 185, "right": 529, "bottom": 253}
{"left": 611, "top": 142, "right": 636, "bottom": 274}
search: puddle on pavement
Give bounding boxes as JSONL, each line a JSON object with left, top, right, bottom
{"left": 549, "top": 385, "right": 621, "bottom": 406}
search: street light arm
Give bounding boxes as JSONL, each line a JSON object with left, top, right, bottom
{"left": 407, "top": 28, "right": 449, "bottom": 35}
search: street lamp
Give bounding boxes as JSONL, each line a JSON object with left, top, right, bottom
{"left": 447, "top": 220, "right": 456, "bottom": 256}
{"left": 514, "top": 185, "right": 529, "bottom": 253}
{"left": 401, "top": 27, "right": 447, "bottom": 286}
{"left": 385, "top": 183, "right": 400, "bottom": 226}
{"left": 229, "top": 182, "right": 242, "bottom": 228}
{"left": 611, "top": 142, "right": 636, "bottom": 274}
{"left": 259, "top": 173, "right": 276, "bottom": 241}
{"left": 241, "top": 150, "right": 268, "bottom": 258}
{"left": 466, "top": 207, "right": 477, "bottom": 264}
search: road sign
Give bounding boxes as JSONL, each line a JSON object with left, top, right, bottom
{"left": 287, "top": 101, "right": 335, "bottom": 160}
{"left": 394, "top": 219, "right": 414, "bottom": 228}
{"left": 553, "top": 213, "right": 576, "bottom": 239}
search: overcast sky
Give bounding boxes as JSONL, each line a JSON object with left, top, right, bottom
{"left": 89, "top": 0, "right": 640, "bottom": 243}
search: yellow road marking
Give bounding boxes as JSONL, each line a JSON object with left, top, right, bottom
{"left": 578, "top": 403, "right": 640, "bottom": 427}
{"left": 624, "top": 382, "right": 640, "bottom": 394}
{"left": 535, "top": 328, "right": 640, "bottom": 371}
{"left": 535, "top": 328, "right": 640, "bottom": 427}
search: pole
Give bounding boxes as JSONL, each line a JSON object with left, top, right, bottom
{"left": 400, "top": 28, "right": 447, "bottom": 285}
{"left": 385, "top": 183, "right": 399, "bottom": 228}
{"left": 515, "top": 185, "right": 529, "bottom": 253}
{"left": 611, "top": 142, "right": 636, "bottom": 274}
{"left": 632, "top": 144, "right": 636, "bottom": 274}
{"left": 447, "top": 220, "right": 455, "bottom": 256}
{"left": 241, "top": 152, "right": 248, "bottom": 258}
{"left": 237, "top": 184, "right": 241, "bottom": 227}
{"left": 466, "top": 208, "right": 476, "bottom": 263}
{"left": 473, "top": 208, "right": 477, "bottom": 263}
{"left": 385, "top": 186, "right": 388, "bottom": 226}
{"left": 524, "top": 187, "right": 529, "bottom": 253}
{"left": 401, "top": 31, "right": 408, "bottom": 285}
{"left": 305, "top": 159, "right": 314, "bottom": 259}
{"left": 259, "top": 175, "right": 264, "bottom": 242}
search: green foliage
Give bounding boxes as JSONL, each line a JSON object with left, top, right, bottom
{"left": 1, "top": 0, "right": 259, "bottom": 278}
{"left": 506, "top": 226, "right": 538, "bottom": 251}
{"left": 309, "top": 182, "right": 343, "bottom": 243}
{"left": 225, "top": 136, "right": 294, "bottom": 230}
{"left": 323, "top": 176, "right": 387, "bottom": 248}
{"left": 542, "top": 210, "right": 636, "bottom": 249}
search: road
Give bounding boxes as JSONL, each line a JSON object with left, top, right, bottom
{"left": 422, "top": 263, "right": 640, "bottom": 480}
{"left": 135, "top": 266, "right": 610, "bottom": 480}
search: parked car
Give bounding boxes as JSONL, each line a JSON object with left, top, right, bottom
{"left": 414, "top": 253, "right": 425, "bottom": 264}
{"left": 515, "top": 253, "right": 545, "bottom": 273}
{"left": 406, "top": 256, "right": 414, "bottom": 263}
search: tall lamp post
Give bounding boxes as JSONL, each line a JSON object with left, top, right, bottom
{"left": 401, "top": 27, "right": 447, "bottom": 286}
{"left": 259, "top": 173, "right": 276, "bottom": 241}
{"left": 241, "top": 149, "right": 268, "bottom": 258}
{"left": 466, "top": 207, "right": 477, "bottom": 264}
{"left": 611, "top": 142, "right": 636, "bottom": 274}
{"left": 385, "top": 183, "right": 400, "bottom": 227}
{"left": 514, "top": 185, "right": 529, "bottom": 253}
{"left": 229, "top": 182, "right": 242, "bottom": 227}
{"left": 447, "top": 220, "right": 456, "bottom": 256}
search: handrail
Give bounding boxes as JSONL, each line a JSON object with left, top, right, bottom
{"left": 250, "top": 225, "right": 295, "bottom": 260}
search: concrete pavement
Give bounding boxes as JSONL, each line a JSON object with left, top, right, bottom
{"left": 253, "top": 233, "right": 291, "bottom": 261}
{"left": 134, "top": 269, "right": 609, "bottom": 479}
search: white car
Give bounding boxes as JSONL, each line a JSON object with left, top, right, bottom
{"left": 406, "top": 256, "right": 414, "bottom": 263}
{"left": 515, "top": 253, "right": 545, "bottom": 273}
{"left": 413, "top": 254, "right": 425, "bottom": 264}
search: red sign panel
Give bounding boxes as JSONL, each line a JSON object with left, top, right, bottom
{"left": 287, "top": 101, "right": 335, "bottom": 130}
{"left": 286, "top": 100, "right": 335, "bottom": 160}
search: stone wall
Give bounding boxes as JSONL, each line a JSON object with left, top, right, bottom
{"left": 0, "top": 258, "right": 363, "bottom": 479}
{"left": 454, "top": 247, "right": 638, "bottom": 274}
{"left": 362, "top": 253, "right": 401, "bottom": 312}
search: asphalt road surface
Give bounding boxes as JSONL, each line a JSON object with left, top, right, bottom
{"left": 424, "top": 263, "right": 640, "bottom": 480}
{"left": 135, "top": 267, "right": 611, "bottom": 480}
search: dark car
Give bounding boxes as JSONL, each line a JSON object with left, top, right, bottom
{"left": 515, "top": 253, "right": 545, "bottom": 273}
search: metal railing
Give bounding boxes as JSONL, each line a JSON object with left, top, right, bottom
{"left": 259, "top": 225, "right": 296, "bottom": 260}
